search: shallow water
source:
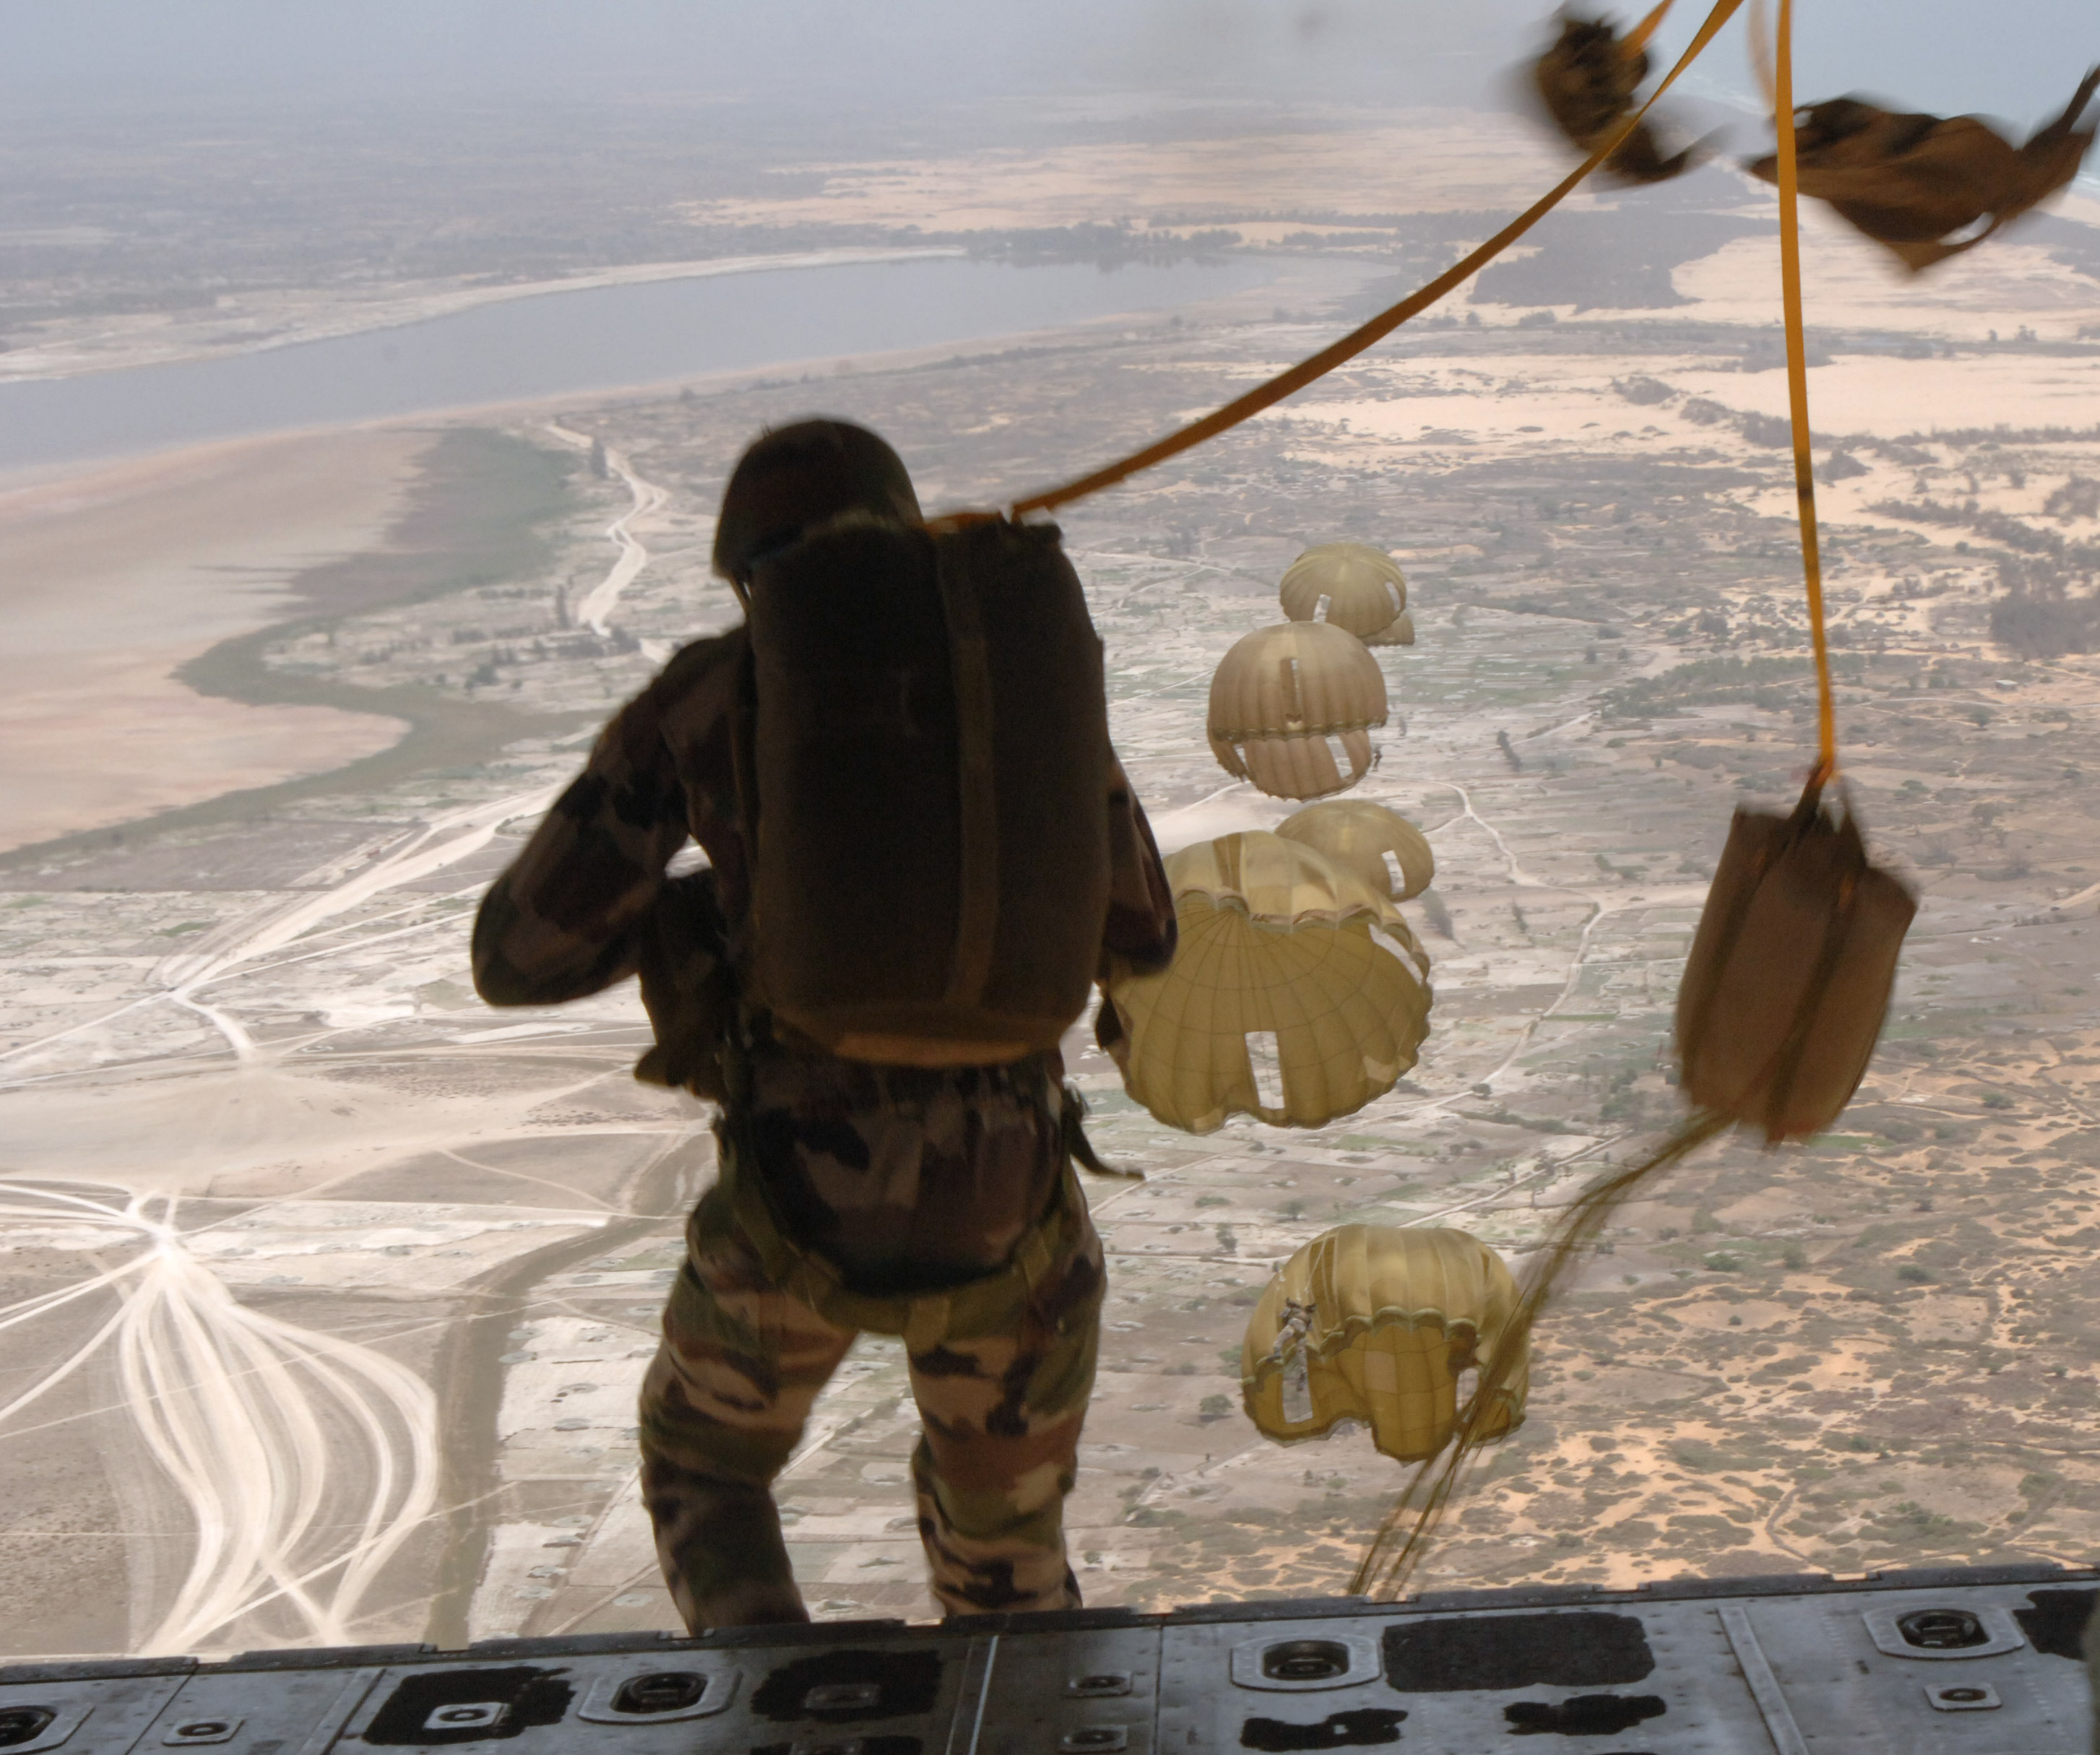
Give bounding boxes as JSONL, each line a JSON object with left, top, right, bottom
{"left": 0, "top": 254, "right": 1284, "bottom": 471}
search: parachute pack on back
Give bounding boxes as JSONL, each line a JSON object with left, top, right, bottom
{"left": 739, "top": 514, "right": 1114, "bottom": 1067}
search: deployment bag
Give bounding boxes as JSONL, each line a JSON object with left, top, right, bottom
{"left": 1675, "top": 776, "right": 1916, "bottom": 1141}
{"left": 739, "top": 514, "right": 1113, "bottom": 1066}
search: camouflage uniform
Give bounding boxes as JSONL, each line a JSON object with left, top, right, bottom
{"left": 641, "top": 1078, "right": 1105, "bottom": 1625}
{"left": 472, "top": 628, "right": 1174, "bottom": 1627}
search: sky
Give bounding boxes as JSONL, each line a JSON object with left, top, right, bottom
{"left": 1, "top": 0, "right": 2092, "bottom": 128}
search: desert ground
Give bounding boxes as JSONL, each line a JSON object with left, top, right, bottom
{"left": 2, "top": 100, "right": 2099, "bottom": 1657}
{"left": 0, "top": 431, "right": 424, "bottom": 852}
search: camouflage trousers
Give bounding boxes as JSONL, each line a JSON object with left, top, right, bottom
{"left": 637, "top": 1138, "right": 1105, "bottom": 1629}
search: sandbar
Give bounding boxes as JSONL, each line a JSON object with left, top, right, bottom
{"left": 0, "top": 429, "right": 425, "bottom": 854}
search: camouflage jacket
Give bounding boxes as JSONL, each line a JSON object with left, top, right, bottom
{"left": 471, "top": 628, "right": 1177, "bottom": 1288}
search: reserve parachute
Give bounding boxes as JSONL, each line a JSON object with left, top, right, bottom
{"left": 1241, "top": 1224, "right": 1528, "bottom": 1464}
{"left": 1207, "top": 623, "right": 1389, "bottom": 802}
{"left": 1103, "top": 832, "right": 1430, "bottom": 1132}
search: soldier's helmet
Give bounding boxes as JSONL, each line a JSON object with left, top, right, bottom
{"left": 712, "top": 418, "right": 922, "bottom": 587}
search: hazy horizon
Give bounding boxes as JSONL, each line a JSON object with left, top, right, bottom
{"left": 4, "top": 0, "right": 2094, "bottom": 129}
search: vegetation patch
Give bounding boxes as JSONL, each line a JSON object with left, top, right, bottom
{"left": 1602, "top": 654, "right": 1863, "bottom": 719}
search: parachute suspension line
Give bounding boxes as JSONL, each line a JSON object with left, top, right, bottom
{"left": 1009, "top": 0, "right": 1745, "bottom": 519}
{"left": 1774, "top": 0, "right": 1838, "bottom": 785}
{"left": 1746, "top": 0, "right": 1778, "bottom": 112}
{"left": 1352, "top": 1108, "right": 1732, "bottom": 1601}
{"left": 1623, "top": 0, "right": 1676, "bottom": 55}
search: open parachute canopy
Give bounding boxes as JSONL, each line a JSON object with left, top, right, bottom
{"left": 1104, "top": 832, "right": 1431, "bottom": 1133}
{"left": 1276, "top": 799, "right": 1436, "bottom": 904}
{"left": 1207, "top": 622, "right": 1390, "bottom": 802}
{"left": 1242, "top": 1224, "right": 1528, "bottom": 1465}
{"left": 1279, "top": 543, "right": 1413, "bottom": 647}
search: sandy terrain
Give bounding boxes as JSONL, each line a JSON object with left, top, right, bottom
{"left": 1469, "top": 195, "right": 2100, "bottom": 343}
{"left": 1669, "top": 226, "right": 2100, "bottom": 342}
{"left": 678, "top": 112, "right": 1581, "bottom": 233}
{"left": 1694, "top": 349, "right": 2100, "bottom": 436}
{"left": 0, "top": 431, "right": 423, "bottom": 852}
{"left": 1251, "top": 344, "right": 2100, "bottom": 457}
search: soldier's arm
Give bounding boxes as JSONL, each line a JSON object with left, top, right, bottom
{"left": 1100, "top": 753, "right": 1177, "bottom": 978}
{"left": 471, "top": 666, "right": 702, "bottom": 1008}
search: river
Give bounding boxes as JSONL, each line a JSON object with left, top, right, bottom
{"left": 0, "top": 254, "right": 1289, "bottom": 472}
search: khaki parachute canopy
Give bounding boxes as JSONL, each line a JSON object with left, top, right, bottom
{"left": 1276, "top": 800, "right": 1435, "bottom": 903}
{"left": 1279, "top": 543, "right": 1412, "bottom": 646}
{"left": 1241, "top": 1224, "right": 1528, "bottom": 1464}
{"left": 1208, "top": 622, "right": 1389, "bottom": 801}
{"left": 1104, "top": 832, "right": 1431, "bottom": 1133}
{"left": 1746, "top": 70, "right": 2100, "bottom": 274}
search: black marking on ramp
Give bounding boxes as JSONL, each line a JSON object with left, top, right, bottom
{"left": 362, "top": 1667, "right": 574, "bottom": 1743}
{"left": 1504, "top": 1694, "right": 1667, "bottom": 1736}
{"left": 751, "top": 1650, "right": 943, "bottom": 1722}
{"left": 1382, "top": 1614, "right": 1654, "bottom": 1693}
{"left": 2017, "top": 1590, "right": 2096, "bottom": 1660}
{"left": 1239, "top": 1709, "right": 1407, "bottom": 1751}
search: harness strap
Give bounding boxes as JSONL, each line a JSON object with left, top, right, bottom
{"left": 1625, "top": 0, "right": 1676, "bottom": 53}
{"left": 713, "top": 1116, "right": 1089, "bottom": 1346}
{"left": 933, "top": 532, "right": 1001, "bottom": 1007}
